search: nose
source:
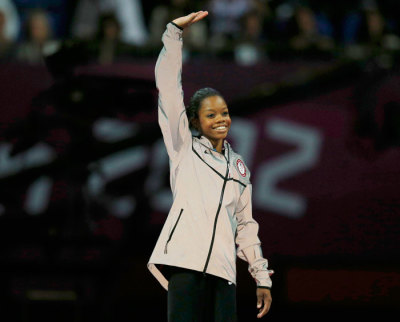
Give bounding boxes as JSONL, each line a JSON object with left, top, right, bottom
{"left": 216, "top": 114, "right": 227, "bottom": 123}
{"left": 216, "top": 118, "right": 225, "bottom": 125}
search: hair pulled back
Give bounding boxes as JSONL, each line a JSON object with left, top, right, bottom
{"left": 186, "top": 87, "right": 223, "bottom": 129}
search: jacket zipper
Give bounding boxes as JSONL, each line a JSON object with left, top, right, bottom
{"left": 164, "top": 208, "right": 184, "bottom": 254}
{"left": 202, "top": 155, "right": 230, "bottom": 274}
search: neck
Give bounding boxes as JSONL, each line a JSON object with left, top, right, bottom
{"left": 210, "top": 138, "right": 224, "bottom": 153}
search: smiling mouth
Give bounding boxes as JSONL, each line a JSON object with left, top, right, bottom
{"left": 214, "top": 126, "right": 228, "bottom": 132}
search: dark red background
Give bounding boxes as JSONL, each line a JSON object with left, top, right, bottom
{"left": 1, "top": 61, "right": 399, "bottom": 321}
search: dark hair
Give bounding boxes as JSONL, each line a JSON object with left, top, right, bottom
{"left": 96, "top": 12, "right": 121, "bottom": 40}
{"left": 186, "top": 87, "right": 223, "bottom": 129}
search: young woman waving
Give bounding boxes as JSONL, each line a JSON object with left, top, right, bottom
{"left": 148, "top": 11, "right": 273, "bottom": 321}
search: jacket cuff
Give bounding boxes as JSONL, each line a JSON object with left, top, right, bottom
{"left": 248, "top": 259, "right": 273, "bottom": 288}
{"left": 164, "top": 22, "right": 183, "bottom": 42}
{"left": 170, "top": 21, "right": 183, "bottom": 31}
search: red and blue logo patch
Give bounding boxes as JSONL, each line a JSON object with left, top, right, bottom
{"left": 236, "top": 159, "right": 246, "bottom": 177}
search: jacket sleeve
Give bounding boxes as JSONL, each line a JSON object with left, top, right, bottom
{"left": 155, "top": 22, "right": 191, "bottom": 161}
{"left": 235, "top": 184, "right": 274, "bottom": 288}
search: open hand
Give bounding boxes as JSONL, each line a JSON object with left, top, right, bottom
{"left": 256, "top": 288, "right": 272, "bottom": 318}
{"left": 172, "top": 11, "right": 208, "bottom": 29}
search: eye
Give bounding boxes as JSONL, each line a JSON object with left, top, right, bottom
{"left": 223, "top": 111, "right": 229, "bottom": 116}
{"left": 207, "top": 113, "right": 215, "bottom": 118}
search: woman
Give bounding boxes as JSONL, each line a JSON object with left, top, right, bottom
{"left": 148, "top": 11, "right": 273, "bottom": 321}
{"left": 16, "top": 9, "right": 60, "bottom": 65}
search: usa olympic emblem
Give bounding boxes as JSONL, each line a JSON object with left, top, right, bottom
{"left": 236, "top": 159, "right": 246, "bottom": 177}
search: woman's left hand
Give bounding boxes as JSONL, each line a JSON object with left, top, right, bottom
{"left": 256, "top": 288, "right": 272, "bottom": 318}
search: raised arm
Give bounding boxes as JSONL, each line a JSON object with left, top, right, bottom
{"left": 155, "top": 11, "right": 208, "bottom": 160}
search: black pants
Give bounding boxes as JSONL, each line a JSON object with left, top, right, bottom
{"left": 167, "top": 267, "right": 237, "bottom": 322}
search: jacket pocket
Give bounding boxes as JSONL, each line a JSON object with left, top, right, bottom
{"left": 164, "top": 208, "right": 184, "bottom": 254}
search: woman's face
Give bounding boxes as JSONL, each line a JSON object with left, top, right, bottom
{"left": 30, "top": 14, "right": 49, "bottom": 42}
{"left": 103, "top": 19, "right": 120, "bottom": 40}
{"left": 193, "top": 95, "right": 231, "bottom": 148}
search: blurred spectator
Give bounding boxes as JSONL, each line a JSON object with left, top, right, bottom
{"left": 16, "top": 9, "right": 60, "bottom": 65}
{"left": 343, "top": 1, "right": 400, "bottom": 59}
{"left": 234, "top": 1, "right": 271, "bottom": 65}
{"left": 207, "top": 0, "right": 252, "bottom": 53}
{"left": 71, "top": 0, "right": 148, "bottom": 46}
{"left": 0, "top": 9, "right": 16, "bottom": 61}
{"left": 147, "top": 0, "right": 207, "bottom": 58}
{"left": 90, "top": 12, "right": 138, "bottom": 65}
{"left": 319, "top": 0, "right": 359, "bottom": 45}
{"left": 287, "top": 4, "right": 335, "bottom": 57}
{"left": 12, "top": 0, "right": 70, "bottom": 39}
{"left": 0, "top": 0, "right": 20, "bottom": 42}
{"left": 147, "top": 0, "right": 189, "bottom": 47}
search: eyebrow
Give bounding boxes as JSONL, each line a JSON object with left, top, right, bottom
{"left": 203, "top": 106, "right": 229, "bottom": 112}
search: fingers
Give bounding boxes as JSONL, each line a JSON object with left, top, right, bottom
{"left": 172, "top": 11, "right": 208, "bottom": 29}
{"left": 257, "top": 299, "right": 271, "bottom": 319}
{"left": 256, "top": 290, "right": 272, "bottom": 319}
{"left": 191, "top": 11, "right": 208, "bottom": 24}
{"left": 257, "top": 295, "right": 262, "bottom": 310}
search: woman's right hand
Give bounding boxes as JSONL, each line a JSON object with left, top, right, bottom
{"left": 172, "top": 11, "right": 208, "bottom": 29}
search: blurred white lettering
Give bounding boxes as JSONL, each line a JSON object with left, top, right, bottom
{"left": 254, "top": 118, "right": 322, "bottom": 218}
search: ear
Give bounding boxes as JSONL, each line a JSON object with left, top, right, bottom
{"left": 191, "top": 118, "right": 200, "bottom": 131}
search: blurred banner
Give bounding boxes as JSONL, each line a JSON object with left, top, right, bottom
{"left": 1, "top": 59, "right": 399, "bottom": 320}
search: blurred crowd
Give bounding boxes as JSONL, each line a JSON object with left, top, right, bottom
{"left": 0, "top": 0, "right": 400, "bottom": 66}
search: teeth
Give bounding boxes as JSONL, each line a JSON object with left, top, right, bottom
{"left": 215, "top": 126, "right": 226, "bottom": 130}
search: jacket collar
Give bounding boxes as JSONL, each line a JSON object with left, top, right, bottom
{"left": 197, "top": 135, "right": 230, "bottom": 155}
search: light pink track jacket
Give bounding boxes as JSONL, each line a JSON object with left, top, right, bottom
{"left": 147, "top": 22, "right": 273, "bottom": 291}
